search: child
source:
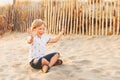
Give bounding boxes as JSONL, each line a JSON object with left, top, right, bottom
{"left": 27, "top": 19, "right": 64, "bottom": 73}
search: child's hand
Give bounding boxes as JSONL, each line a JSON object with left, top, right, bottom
{"left": 27, "top": 27, "right": 32, "bottom": 35}
{"left": 27, "top": 28, "right": 34, "bottom": 44}
{"left": 27, "top": 27, "right": 35, "bottom": 37}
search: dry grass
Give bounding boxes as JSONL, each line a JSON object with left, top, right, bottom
{"left": 0, "top": 15, "right": 14, "bottom": 35}
{"left": 0, "top": 0, "right": 120, "bottom": 36}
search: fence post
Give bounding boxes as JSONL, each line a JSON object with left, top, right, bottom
{"left": 117, "top": 0, "right": 120, "bottom": 35}
{"left": 12, "top": 0, "right": 16, "bottom": 31}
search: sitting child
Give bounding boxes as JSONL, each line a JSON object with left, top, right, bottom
{"left": 27, "top": 19, "right": 64, "bottom": 73}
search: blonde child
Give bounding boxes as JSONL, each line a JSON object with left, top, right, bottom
{"left": 27, "top": 19, "right": 64, "bottom": 73}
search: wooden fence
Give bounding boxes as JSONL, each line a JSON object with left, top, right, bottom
{"left": 0, "top": 0, "right": 120, "bottom": 35}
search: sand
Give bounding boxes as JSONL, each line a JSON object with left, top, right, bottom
{"left": 0, "top": 32, "right": 120, "bottom": 80}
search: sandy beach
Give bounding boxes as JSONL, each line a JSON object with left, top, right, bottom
{"left": 0, "top": 32, "right": 120, "bottom": 80}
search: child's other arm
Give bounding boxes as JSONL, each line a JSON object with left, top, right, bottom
{"left": 48, "top": 29, "right": 65, "bottom": 43}
{"left": 27, "top": 28, "right": 34, "bottom": 44}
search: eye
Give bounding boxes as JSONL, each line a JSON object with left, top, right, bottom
{"left": 43, "top": 28, "right": 45, "bottom": 30}
{"left": 40, "top": 28, "right": 42, "bottom": 30}
{"left": 38, "top": 27, "right": 42, "bottom": 30}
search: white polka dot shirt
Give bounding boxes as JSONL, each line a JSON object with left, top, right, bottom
{"left": 29, "top": 35, "right": 50, "bottom": 62}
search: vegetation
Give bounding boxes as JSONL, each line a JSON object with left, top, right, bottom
{"left": 0, "top": 0, "right": 120, "bottom": 36}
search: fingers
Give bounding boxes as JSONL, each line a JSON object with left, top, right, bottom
{"left": 27, "top": 27, "right": 32, "bottom": 35}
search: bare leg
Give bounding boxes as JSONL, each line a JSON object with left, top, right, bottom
{"left": 41, "top": 53, "right": 59, "bottom": 73}
{"left": 41, "top": 58, "right": 50, "bottom": 73}
{"left": 41, "top": 58, "right": 49, "bottom": 66}
{"left": 48, "top": 53, "right": 59, "bottom": 68}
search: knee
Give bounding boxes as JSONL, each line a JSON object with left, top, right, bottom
{"left": 42, "top": 58, "right": 46, "bottom": 62}
{"left": 42, "top": 58, "right": 49, "bottom": 65}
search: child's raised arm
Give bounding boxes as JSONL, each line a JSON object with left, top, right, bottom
{"left": 48, "top": 29, "right": 65, "bottom": 43}
{"left": 27, "top": 35, "right": 33, "bottom": 44}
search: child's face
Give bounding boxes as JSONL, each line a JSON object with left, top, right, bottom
{"left": 34, "top": 24, "right": 45, "bottom": 37}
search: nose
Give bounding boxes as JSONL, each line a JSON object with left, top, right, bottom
{"left": 40, "top": 29, "right": 45, "bottom": 33}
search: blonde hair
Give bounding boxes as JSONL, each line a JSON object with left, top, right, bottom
{"left": 31, "top": 19, "right": 46, "bottom": 31}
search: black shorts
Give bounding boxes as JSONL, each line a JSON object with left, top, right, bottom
{"left": 30, "top": 52, "right": 59, "bottom": 69}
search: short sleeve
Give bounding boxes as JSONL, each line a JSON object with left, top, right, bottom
{"left": 43, "top": 34, "right": 51, "bottom": 43}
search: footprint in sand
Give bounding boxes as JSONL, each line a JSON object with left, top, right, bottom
{"left": 79, "top": 60, "right": 92, "bottom": 65}
{"left": 0, "top": 68, "right": 3, "bottom": 72}
{"left": 78, "top": 78, "right": 87, "bottom": 80}
{"left": 68, "top": 56, "right": 77, "bottom": 60}
{"left": 0, "top": 73, "right": 8, "bottom": 78}
{"left": 116, "top": 71, "right": 120, "bottom": 74}
{"left": 114, "top": 70, "right": 120, "bottom": 77}
{"left": 0, "top": 65, "right": 8, "bottom": 73}
{"left": 72, "top": 64, "right": 81, "bottom": 70}
{"left": 1, "top": 65, "right": 8, "bottom": 68}
{"left": 91, "top": 68, "right": 103, "bottom": 73}
{"left": 12, "top": 62, "right": 22, "bottom": 67}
